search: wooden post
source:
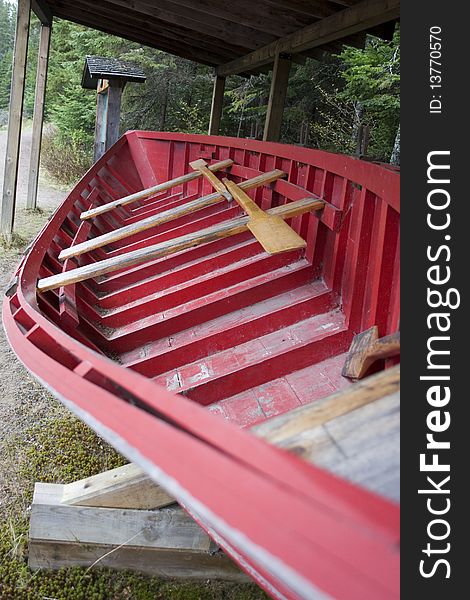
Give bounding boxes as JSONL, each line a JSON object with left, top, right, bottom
{"left": 93, "top": 81, "right": 108, "bottom": 162}
{"left": 26, "top": 22, "right": 51, "bottom": 210}
{"left": 208, "top": 75, "right": 225, "bottom": 135}
{"left": 263, "top": 53, "right": 291, "bottom": 143}
{"left": 105, "top": 80, "right": 124, "bottom": 152}
{"left": 0, "top": 0, "right": 31, "bottom": 236}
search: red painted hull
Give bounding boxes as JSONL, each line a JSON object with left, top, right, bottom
{"left": 3, "top": 132, "right": 400, "bottom": 599}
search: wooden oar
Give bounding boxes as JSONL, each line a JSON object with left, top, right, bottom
{"left": 38, "top": 197, "right": 324, "bottom": 292}
{"left": 223, "top": 178, "right": 306, "bottom": 254}
{"left": 59, "top": 170, "right": 286, "bottom": 261}
{"left": 80, "top": 158, "right": 234, "bottom": 220}
{"left": 189, "top": 159, "right": 232, "bottom": 202}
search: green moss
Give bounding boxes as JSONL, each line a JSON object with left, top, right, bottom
{"left": 0, "top": 415, "right": 267, "bottom": 599}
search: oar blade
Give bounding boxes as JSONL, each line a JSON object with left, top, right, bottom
{"left": 247, "top": 215, "right": 306, "bottom": 254}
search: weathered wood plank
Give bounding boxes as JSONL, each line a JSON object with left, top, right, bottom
{"left": 26, "top": 22, "right": 51, "bottom": 210}
{"left": 61, "top": 169, "right": 285, "bottom": 260}
{"left": 61, "top": 463, "right": 175, "bottom": 509}
{"left": 81, "top": 158, "right": 234, "bottom": 219}
{"left": 0, "top": 0, "right": 31, "bottom": 236}
{"left": 39, "top": 196, "right": 323, "bottom": 291}
{"left": 216, "top": 0, "right": 400, "bottom": 76}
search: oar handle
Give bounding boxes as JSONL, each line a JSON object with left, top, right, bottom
{"left": 223, "top": 178, "right": 264, "bottom": 217}
{"left": 190, "top": 159, "right": 232, "bottom": 201}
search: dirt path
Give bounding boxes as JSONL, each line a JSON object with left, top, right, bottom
{"left": 0, "top": 128, "right": 68, "bottom": 464}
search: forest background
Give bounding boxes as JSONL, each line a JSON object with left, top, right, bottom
{"left": 0, "top": 0, "right": 400, "bottom": 185}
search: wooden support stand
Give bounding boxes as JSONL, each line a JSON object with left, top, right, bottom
{"left": 29, "top": 367, "right": 399, "bottom": 576}
{"left": 29, "top": 482, "right": 245, "bottom": 580}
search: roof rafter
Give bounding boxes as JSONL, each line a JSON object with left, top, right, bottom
{"left": 55, "top": 1, "right": 247, "bottom": 61}
{"left": 96, "top": 0, "right": 277, "bottom": 50}
{"left": 216, "top": 0, "right": 400, "bottom": 76}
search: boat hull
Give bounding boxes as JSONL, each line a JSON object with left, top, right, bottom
{"left": 3, "top": 131, "right": 400, "bottom": 599}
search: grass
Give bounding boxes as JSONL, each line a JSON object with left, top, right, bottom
{"left": 0, "top": 415, "right": 267, "bottom": 600}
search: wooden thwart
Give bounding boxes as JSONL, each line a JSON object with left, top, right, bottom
{"left": 80, "top": 158, "right": 234, "bottom": 220}
{"left": 342, "top": 326, "right": 400, "bottom": 379}
{"left": 59, "top": 169, "right": 286, "bottom": 261}
{"left": 40, "top": 196, "right": 323, "bottom": 292}
{"left": 223, "top": 178, "right": 307, "bottom": 254}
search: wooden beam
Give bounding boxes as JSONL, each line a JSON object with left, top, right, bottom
{"left": 39, "top": 196, "right": 323, "bottom": 291}
{"left": 160, "top": 0, "right": 314, "bottom": 38}
{"left": 59, "top": 1, "right": 247, "bottom": 63}
{"left": 26, "top": 22, "right": 51, "bottom": 210}
{"left": 60, "top": 169, "right": 285, "bottom": 260}
{"left": 93, "top": 84, "right": 108, "bottom": 163}
{"left": 263, "top": 53, "right": 291, "bottom": 142}
{"left": 51, "top": 7, "right": 227, "bottom": 68}
{"left": 31, "top": 0, "right": 52, "bottom": 25}
{"left": 0, "top": 0, "right": 31, "bottom": 237}
{"left": 103, "top": 0, "right": 276, "bottom": 50}
{"left": 61, "top": 463, "right": 174, "bottom": 509}
{"left": 29, "top": 483, "right": 246, "bottom": 579}
{"left": 215, "top": 0, "right": 400, "bottom": 76}
{"left": 208, "top": 76, "right": 225, "bottom": 135}
{"left": 105, "top": 81, "right": 124, "bottom": 152}
{"left": 81, "top": 158, "right": 234, "bottom": 220}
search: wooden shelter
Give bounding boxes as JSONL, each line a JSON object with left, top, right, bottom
{"left": 81, "top": 56, "right": 146, "bottom": 162}
{"left": 1, "top": 0, "right": 399, "bottom": 237}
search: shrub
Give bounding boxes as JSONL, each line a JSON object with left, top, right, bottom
{"left": 40, "top": 124, "right": 92, "bottom": 186}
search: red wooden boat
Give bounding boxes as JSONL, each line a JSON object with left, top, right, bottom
{"left": 3, "top": 131, "right": 400, "bottom": 599}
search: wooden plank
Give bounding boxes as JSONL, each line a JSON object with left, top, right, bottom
{"left": 26, "top": 22, "right": 51, "bottom": 210}
{"left": 223, "top": 178, "right": 306, "bottom": 254}
{"left": 263, "top": 53, "right": 291, "bottom": 142}
{"left": 61, "top": 169, "right": 285, "bottom": 260}
{"left": 61, "top": 463, "right": 174, "bottom": 509}
{"left": 81, "top": 158, "right": 234, "bottom": 219}
{"left": 342, "top": 326, "right": 400, "bottom": 379}
{"left": 189, "top": 158, "right": 232, "bottom": 200}
{"left": 291, "top": 391, "right": 400, "bottom": 502}
{"left": 29, "top": 483, "right": 246, "bottom": 579}
{"left": 208, "top": 76, "right": 226, "bottom": 135}
{"left": 39, "top": 197, "right": 323, "bottom": 291}
{"left": 31, "top": 0, "right": 53, "bottom": 24}
{"left": 215, "top": 0, "right": 401, "bottom": 76}
{"left": 0, "top": 0, "right": 31, "bottom": 237}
